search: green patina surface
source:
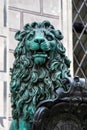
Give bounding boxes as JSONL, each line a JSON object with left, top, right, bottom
{"left": 10, "top": 21, "right": 71, "bottom": 130}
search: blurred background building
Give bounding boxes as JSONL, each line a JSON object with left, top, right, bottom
{"left": 0, "top": 0, "right": 86, "bottom": 129}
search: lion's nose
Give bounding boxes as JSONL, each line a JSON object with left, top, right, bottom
{"left": 34, "top": 38, "right": 45, "bottom": 44}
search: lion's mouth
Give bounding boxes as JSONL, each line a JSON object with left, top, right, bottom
{"left": 32, "top": 50, "right": 49, "bottom": 58}
{"left": 31, "top": 51, "right": 49, "bottom": 65}
{"left": 32, "top": 53, "right": 48, "bottom": 58}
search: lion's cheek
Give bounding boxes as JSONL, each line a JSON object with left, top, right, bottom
{"left": 50, "top": 41, "right": 56, "bottom": 51}
{"left": 25, "top": 41, "right": 40, "bottom": 51}
{"left": 25, "top": 40, "right": 31, "bottom": 51}
{"left": 30, "top": 42, "right": 39, "bottom": 51}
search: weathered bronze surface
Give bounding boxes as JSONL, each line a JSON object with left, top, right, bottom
{"left": 10, "top": 21, "right": 71, "bottom": 130}
{"left": 10, "top": 21, "right": 87, "bottom": 130}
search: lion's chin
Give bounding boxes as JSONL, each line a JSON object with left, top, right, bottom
{"left": 32, "top": 54, "right": 48, "bottom": 65}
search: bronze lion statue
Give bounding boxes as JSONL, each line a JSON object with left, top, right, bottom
{"left": 10, "top": 21, "right": 71, "bottom": 130}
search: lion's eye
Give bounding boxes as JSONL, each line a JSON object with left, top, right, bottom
{"left": 28, "top": 33, "right": 34, "bottom": 41}
{"left": 46, "top": 35, "right": 53, "bottom": 41}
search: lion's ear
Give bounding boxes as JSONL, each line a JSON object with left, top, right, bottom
{"left": 55, "top": 30, "right": 64, "bottom": 40}
{"left": 15, "top": 30, "right": 26, "bottom": 41}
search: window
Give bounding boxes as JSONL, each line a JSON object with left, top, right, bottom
{"left": 72, "top": 0, "right": 87, "bottom": 78}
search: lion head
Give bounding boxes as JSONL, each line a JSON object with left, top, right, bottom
{"left": 10, "top": 21, "right": 71, "bottom": 122}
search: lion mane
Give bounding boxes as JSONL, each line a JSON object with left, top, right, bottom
{"left": 10, "top": 21, "right": 71, "bottom": 122}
